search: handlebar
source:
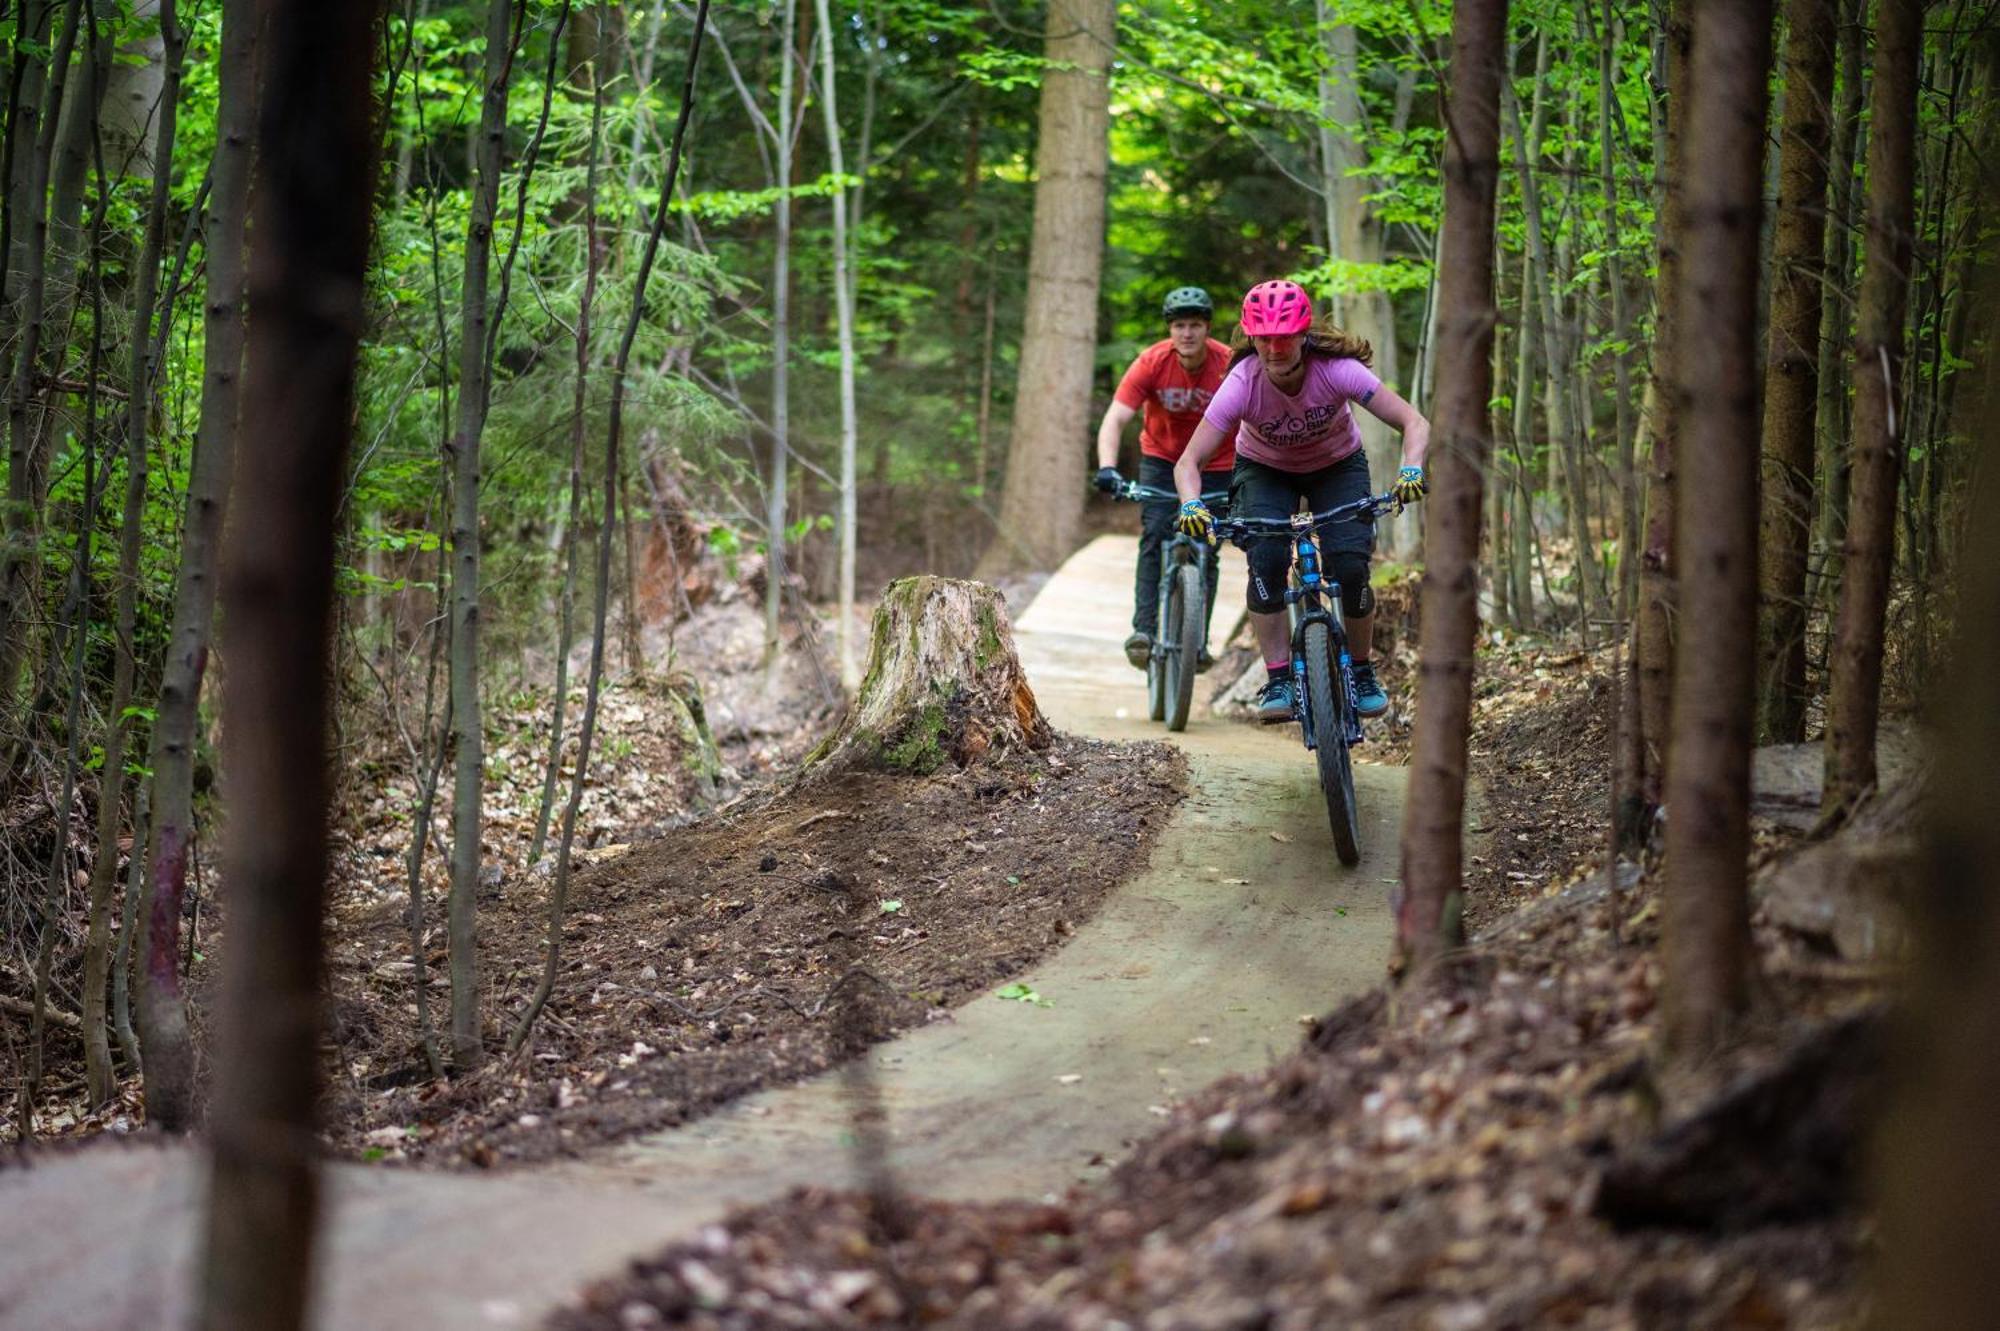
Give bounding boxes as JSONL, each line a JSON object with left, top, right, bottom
{"left": 1108, "top": 480, "right": 1230, "bottom": 506}
{"left": 1211, "top": 492, "right": 1401, "bottom": 544}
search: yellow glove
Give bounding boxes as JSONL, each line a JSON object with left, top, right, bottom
{"left": 1392, "top": 465, "right": 1429, "bottom": 505}
{"left": 1175, "top": 499, "right": 1214, "bottom": 544}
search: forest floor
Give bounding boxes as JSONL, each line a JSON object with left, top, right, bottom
{"left": 550, "top": 629, "right": 1904, "bottom": 1330}
{"left": 1, "top": 536, "right": 1914, "bottom": 1331}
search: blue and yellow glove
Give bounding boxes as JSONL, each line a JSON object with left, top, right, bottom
{"left": 1392, "top": 465, "right": 1429, "bottom": 505}
{"left": 1175, "top": 498, "right": 1214, "bottom": 544}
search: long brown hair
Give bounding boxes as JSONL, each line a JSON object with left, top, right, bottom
{"left": 1226, "top": 315, "right": 1374, "bottom": 372}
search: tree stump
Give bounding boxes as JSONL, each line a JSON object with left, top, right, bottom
{"left": 806, "top": 576, "right": 1051, "bottom": 777}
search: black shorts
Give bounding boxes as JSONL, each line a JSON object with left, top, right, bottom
{"left": 1230, "top": 453, "right": 1375, "bottom": 616}
{"left": 1228, "top": 452, "right": 1376, "bottom": 556}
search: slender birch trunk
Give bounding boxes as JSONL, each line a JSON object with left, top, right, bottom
{"left": 136, "top": 0, "right": 250, "bottom": 1132}
{"left": 446, "top": 0, "right": 520, "bottom": 1073}
{"left": 764, "top": 0, "right": 796, "bottom": 668}
{"left": 816, "top": 0, "right": 860, "bottom": 688}
{"left": 83, "top": 0, "right": 184, "bottom": 1106}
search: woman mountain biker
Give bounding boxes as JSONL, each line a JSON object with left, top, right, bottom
{"left": 1093, "top": 285, "right": 1238, "bottom": 672}
{"left": 1170, "top": 278, "right": 1431, "bottom": 723}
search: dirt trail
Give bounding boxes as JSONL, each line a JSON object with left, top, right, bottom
{"left": 0, "top": 536, "right": 1406, "bottom": 1331}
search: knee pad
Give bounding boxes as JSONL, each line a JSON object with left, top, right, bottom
{"left": 1245, "top": 541, "right": 1289, "bottom": 614}
{"left": 1328, "top": 551, "right": 1373, "bottom": 619}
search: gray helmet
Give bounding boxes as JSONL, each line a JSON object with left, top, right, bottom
{"left": 1162, "top": 285, "right": 1214, "bottom": 321}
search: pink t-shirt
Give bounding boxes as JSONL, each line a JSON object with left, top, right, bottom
{"left": 1200, "top": 354, "right": 1382, "bottom": 472}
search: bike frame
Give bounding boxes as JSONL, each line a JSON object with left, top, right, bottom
{"left": 1215, "top": 492, "right": 1397, "bottom": 745}
{"left": 1115, "top": 481, "right": 1229, "bottom": 674}
{"left": 1281, "top": 516, "right": 1363, "bottom": 749}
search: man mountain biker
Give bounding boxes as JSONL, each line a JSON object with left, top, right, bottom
{"left": 1170, "top": 279, "right": 1431, "bottom": 723}
{"left": 1094, "top": 285, "right": 1238, "bottom": 672}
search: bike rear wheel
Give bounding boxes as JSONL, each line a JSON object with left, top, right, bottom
{"left": 1302, "top": 620, "right": 1361, "bottom": 866}
{"left": 1164, "top": 563, "right": 1203, "bottom": 732}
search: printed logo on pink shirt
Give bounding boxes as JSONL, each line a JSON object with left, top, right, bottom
{"left": 1255, "top": 400, "right": 1350, "bottom": 449}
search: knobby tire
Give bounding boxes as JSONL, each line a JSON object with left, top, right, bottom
{"left": 1145, "top": 619, "right": 1168, "bottom": 722}
{"left": 1165, "top": 563, "right": 1202, "bottom": 732}
{"left": 1302, "top": 620, "right": 1360, "bottom": 866}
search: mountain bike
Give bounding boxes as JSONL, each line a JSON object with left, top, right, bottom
{"left": 1110, "top": 481, "right": 1230, "bottom": 732}
{"left": 1213, "top": 492, "right": 1399, "bottom": 867}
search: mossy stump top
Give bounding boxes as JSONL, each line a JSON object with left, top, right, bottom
{"left": 807, "top": 576, "right": 1052, "bottom": 777}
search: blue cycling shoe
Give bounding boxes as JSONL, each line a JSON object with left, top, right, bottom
{"left": 1256, "top": 678, "right": 1295, "bottom": 724}
{"left": 1351, "top": 661, "right": 1390, "bottom": 718}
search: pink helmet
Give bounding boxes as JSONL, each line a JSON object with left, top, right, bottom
{"left": 1238, "top": 279, "right": 1314, "bottom": 337}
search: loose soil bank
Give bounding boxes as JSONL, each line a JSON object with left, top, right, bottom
{"left": 326, "top": 734, "right": 1187, "bottom": 1166}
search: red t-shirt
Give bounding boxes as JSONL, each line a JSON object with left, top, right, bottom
{"left": 1114, "top": 338, "right": 1237, "bottom": 469}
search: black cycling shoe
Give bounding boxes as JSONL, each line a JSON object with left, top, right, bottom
{"left": 1124, "top": 632, "right": 1152, "bottom": 670}
{"left": 1256, "top": 677, "right": 1295, "bottom": 724}
{"left": 1195, "top": 648, "right": 1216, "bottom": 674}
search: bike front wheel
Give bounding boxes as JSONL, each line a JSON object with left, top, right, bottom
{"left": 1302, "top": 620, "right": 1360, "bottom": 866}
{"left": 1145, "top": 620, "right": 1168, "bottom": 723}
{"left": 1164, "top": 563, "right": 1203, "bottom": 732}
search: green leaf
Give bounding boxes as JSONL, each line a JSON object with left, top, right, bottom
{"left": 996, "top": 982, "right": 1052, "bottom": 1008}
{"left": 879, "top": 899, "right": 903, "bottom": 915}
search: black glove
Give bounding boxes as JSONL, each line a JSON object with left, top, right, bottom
{"left": 1094, "top": 466, "right": 1123, "bottom": 494}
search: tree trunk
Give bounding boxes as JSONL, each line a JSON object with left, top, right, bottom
{"left": 1599, "top": 0, "right": 1637, "bottom": 623}
{"left": 36, "top": 5, "right": 110, "bottom": 383}
{"left": 1814, "top": 0, "right": 1865, "bottom": 595}
{"left": 1396, "top": 0, "right": 1506, "bottom": 976}
{"left": 446, "top": 0, "right": 518, "bottom": 1074}
{"left": 808, "top": 577, "right": 1052, "bottom": 778}
{"left": 814, "top": 0, "right": 859, "bottom": 688}
{"left": 2, "top": 0, "right": 58, "bottom": 308}
{"left": 0, "top": 0, "right": 83, "bottom": 727}
{"left": 1868, "top": 240, "right": 2000, "bottom": 1331}
{"left": 135, "top": 0, "right": 249, "bottom": 1133}
{"left": 1634, "top": 0, "right": 1692, "bottom": 816}
{"left": 1823, "top": 0, "right": 1920, "bottom": 819}
{"left": 1754, "top": 0, "right": 1837, "bottom": 744}
{"left": 1660, "top": 0, "right": 1771, "bottom": 1061}
{"left": 763, "top": 0, "right": 797, "bottom": 668}
{"left": 84, "top": 0, "right": 184, "bottom": 1107}
{"left": 976, "top": 0, "right": 1111, "bottom": 576}
{"left": 1508, "top": 236, "right": 1539, "bottom": 627}
{"left": 197, "top": 6, "right": 379, "bottom": 1323}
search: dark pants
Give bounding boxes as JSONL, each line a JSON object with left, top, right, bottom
{"left": 1229, "top": 452, "right": 1375, "bottom": 618}
{"left": 1134, "top": 455, "right": 1232, "bottom": 643}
